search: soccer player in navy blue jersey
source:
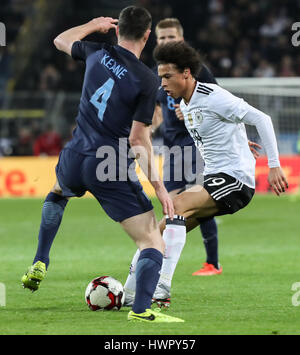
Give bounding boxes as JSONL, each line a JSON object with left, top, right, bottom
{"left": 21, "top": 6, "right": 184, "bottom": 323}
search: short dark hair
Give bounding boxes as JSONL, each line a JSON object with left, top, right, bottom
{"left": 153, "top": 41, "right": 202, "bottom": 77}
{"left": 118, "top": 6, "right": 152, "bottom": 40}
{"left": 155, "top": 18, "right": 183, "bottom": 37}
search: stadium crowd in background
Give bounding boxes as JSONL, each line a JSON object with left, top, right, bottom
{"left": 1, "top": 0, "right": 300, "bottom": 93}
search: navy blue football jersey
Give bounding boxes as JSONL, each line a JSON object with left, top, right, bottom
{"left": 156, "top": 64, "right": 217, "bottom": 147}
{"left": 65, "top": 41, "right": 159, "bottom": 155}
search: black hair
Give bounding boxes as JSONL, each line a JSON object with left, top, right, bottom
{"left": 153, "top": 41, "right": 202, "bottom": 77}
{"left": 118, "top": 6, "right": 152, "bottom": 40}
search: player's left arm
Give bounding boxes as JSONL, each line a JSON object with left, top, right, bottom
{"left": 210, "top": 88, "right": 288, "bottom": 195}
{"left": 242, "top": 106, "right": 288, "bottom": 196}
{"left": 53, "top": 17, "right": 118, "bottom": 56}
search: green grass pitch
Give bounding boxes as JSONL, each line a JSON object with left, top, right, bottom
{"left": 0, "top": 195, "right": 299, "bottom": 335}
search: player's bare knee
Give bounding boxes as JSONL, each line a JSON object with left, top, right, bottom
{"left": 51, "top": 181, "right": 63, "bottom": 195}
{"left": 159, "top": 218, "right": 165, "bottom": 234}
{"left": 51, "top": 188, "right": 63, "bottom": 196}
{"left": 172, "top": 194, "right": 186, "bottom": 216}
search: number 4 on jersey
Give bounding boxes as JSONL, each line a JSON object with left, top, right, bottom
{"left": 90, "top": 78, "right": 115, "bottom": 121}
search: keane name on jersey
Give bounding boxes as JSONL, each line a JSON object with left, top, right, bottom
{"left": 101, "top": 54, "right": 128, "bottom": 80}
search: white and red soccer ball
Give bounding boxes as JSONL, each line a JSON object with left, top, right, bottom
{"left": 85, "top": 276, "right": 125, "bottom": 311}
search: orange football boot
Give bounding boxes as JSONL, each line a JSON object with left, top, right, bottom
{"left": 192, "top": 262, "right": 223, "bottom": 276}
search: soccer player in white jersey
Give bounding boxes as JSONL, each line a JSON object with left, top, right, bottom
{"left": 123, "top": 18, "right": 223, "bottom": 309}
{"left": 148, "top": 40, "right": 288, "bottom": 302}
{"left": 123, "top": 21, "right": 262, "bottom": 309}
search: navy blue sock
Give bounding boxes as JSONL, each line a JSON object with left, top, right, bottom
{"left": 33, "top": 192, "right": 68, "bottom": 269}
{"left": 132, "top": 248, "right": 163, "bottom": 314}
{"left": 199, "top": 218, "right": 219, "bottom": 269}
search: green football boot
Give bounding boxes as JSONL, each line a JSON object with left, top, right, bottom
{"left": 21, "top": 261, "right": 46, "bottom": 292}
{"left": 128, "top": 308, "right": 184, "bottom": 323}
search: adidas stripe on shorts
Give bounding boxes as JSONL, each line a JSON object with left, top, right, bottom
{"left": 203, "top": 173, "right": 255, "bottom": 215}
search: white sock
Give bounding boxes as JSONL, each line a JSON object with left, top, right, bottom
{"left": 123, "top": 248, "right": 140, "bottom": 306}
{"left": 153, "top": 216, "right": 186, "bottom": 299}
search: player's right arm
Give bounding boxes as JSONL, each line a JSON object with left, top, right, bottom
{"left": 53, "top": 17, "right": 118, "bottom": 56}
{"left": 129, "top": 121, "right": 174, "bottom": 219}
{"left": 151, "top": 104, "right": 163, "bottom": 133}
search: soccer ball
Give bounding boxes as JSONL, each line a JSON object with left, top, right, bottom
{"left": 85, "top": 276, "right": 125, "bottom": 311}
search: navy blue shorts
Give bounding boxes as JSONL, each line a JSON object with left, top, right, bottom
{"left": 55, "top": 148, "right": 153, "bottom": 222}
{"left": 163, "top": 143, "right": 204, "bottom": 192}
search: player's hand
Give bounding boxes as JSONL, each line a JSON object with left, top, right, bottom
{"left": 268, "top": 167, "right": 289, "bottom": 196}
{"left": 90, "top": 17, "right": 118, "bottom": 34}
{"left": 248, "top": 141, "right": 262, "bottom": 160}
{"left": 173, "top": 104, "right": 184, "bottom": 121}
{"left": 155, "top": 185, "right": 175, "bottom": 220}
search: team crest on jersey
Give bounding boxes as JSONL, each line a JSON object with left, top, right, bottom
{"left": 194, "top": 110, "right": 203, "bottom": 124}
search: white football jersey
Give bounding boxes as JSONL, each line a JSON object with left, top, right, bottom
{"left": 180, "top": 82, "right": 257, "bottom": 188}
